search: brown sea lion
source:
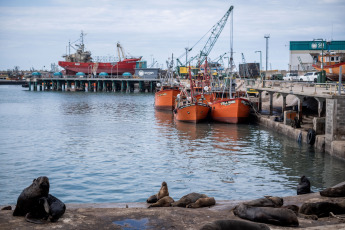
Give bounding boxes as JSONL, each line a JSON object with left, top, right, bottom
{"left": 148, "top": 196, "right": 174, "bottom": 208}
{"left": 146, "top": 181, "right": 169, "bottom": 203}
{"left": 320, "top": 184, "right": 345, "bottom": 197}
{"left": 299, "top": 201, "right": 345, "bottom": 217}
{"left": 13, "top": 176, "right": 50, "bottom": 221}
{"left": 233, "top": 203, "right": 299, "bottom": 227}
{"left": 200, "top": 219, "right": 270, "bottom": 230}
{"left": 243, "top": 196, "right": 283, "bottom": 208}
{"left": 171, "top": 192, "right": 208, "bottom": 207}
{"left": 297, "top": 176, "right": 312, "bottom": 195}
{"left": 1, "top": 206, "right": 12, "bottom": 210}
{"left": 39, "top": 194, "right": 66, "bottom": 222}
{"left": 186, "top": 197, "right": 216, "bottom": 208}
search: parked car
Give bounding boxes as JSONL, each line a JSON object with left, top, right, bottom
{"left": 283, "top": 73, "right": 298, "bottom": 81}
{"left": 299, "top": 72, "right": 318, "bottom": 82}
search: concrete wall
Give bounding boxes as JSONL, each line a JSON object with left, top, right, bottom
{"left": 325, "top": 97, "right": 345, "bottom": 159}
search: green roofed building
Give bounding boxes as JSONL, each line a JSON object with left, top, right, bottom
{"left": 289, "top": 40, "right": 345, "bottom": 71}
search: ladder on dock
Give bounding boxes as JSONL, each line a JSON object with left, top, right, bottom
{"left": 297, "top": 56, "right": 306, "bottom": 72}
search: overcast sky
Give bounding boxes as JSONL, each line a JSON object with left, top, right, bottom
{"left": 0, "top": 0, "right": 344, "bottom": 71}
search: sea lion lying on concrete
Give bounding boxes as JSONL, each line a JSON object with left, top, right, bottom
{"left": 299, "top": 201, "right": 345, "bottom": 217}
{"left": 186, "top": 197, "right": 216, "bottom": 208}
{"left": 233, "top": 203, "right": 299, "bottom": 227}
{"left": 39, "top": 194, "right": 66, "bottom": 222}
{"left": 171, "top": 192, "right": 209, "bottom": 207}
{"left": 320, "top": 184, "right": 345, "bottom": 197}
{"left": 13, "top": 176, "right": 50, "bottom": 222}
{"left": 297, "top": 176, "right": 312, "bottom": 195}
{"left": 200, "top": 219, "right": 270, "bottom": 230}
{"left": 242, "top": 196, "right": 283, "bottom": 208}
{"left": 147, "top": 181, "right": 169, "bottom": 203}
{"left": 148, "top": 196, "right": 174, "bottom": 208}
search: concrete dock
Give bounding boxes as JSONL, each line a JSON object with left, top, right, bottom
{"left": 1, "top": 190, "right": 345, "bottom": 229}
{"left": 241, "top": 80, "right": 345, "bottom": 160}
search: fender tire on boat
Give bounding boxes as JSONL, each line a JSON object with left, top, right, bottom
{"left": 307, "top": 129, "right": 316, "bottom": 145}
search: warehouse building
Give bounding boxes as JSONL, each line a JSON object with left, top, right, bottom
{"left": 289, "top": 40, "right": 345, "bottom": 71}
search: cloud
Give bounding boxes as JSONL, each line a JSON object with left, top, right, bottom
{"left": 0, "top": 0, "right": 344, "bottom": 70}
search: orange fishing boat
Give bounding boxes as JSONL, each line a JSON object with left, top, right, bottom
{"left": 174, "top": 97, "right": 210, "bottom": 123}
{"left": 155, "top": 86, "right": 180, "bottom": 110}
{"left": 174, "top": 67, "right": 210, "bottom": 123}
{"left": 312, "top": 52, "right": 345, "bottom": 80}
{"left": 154, "top": 58, "right": 180, "bottom": 110}
{"left": 211, "top": 97, "right": 251, "bottom": 123}
{"left": 210, "top": 77, "right": 251, "bottom": 124}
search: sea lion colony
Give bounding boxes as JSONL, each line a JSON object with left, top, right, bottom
{"left": 3, "top": 176, "right": 345, "bottom": 228}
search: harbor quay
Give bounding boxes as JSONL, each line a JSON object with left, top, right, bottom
{"left": 25, "top": 77, "right": 160, "bottom": 93}
{"left": 1, "top": 183, "right": 345, "bottom": 229}
{"left": 242, "top": 79, "right": 345, "bottom": 159}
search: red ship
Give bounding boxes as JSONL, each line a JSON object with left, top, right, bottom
{"left": 58, "top": 31, "right": 142, "bottom": 76}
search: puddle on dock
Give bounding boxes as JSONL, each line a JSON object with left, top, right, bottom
{"left": 113, "top": 218, "right": 150, "bottom": 229}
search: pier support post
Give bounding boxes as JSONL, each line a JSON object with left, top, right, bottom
{"left": 103, "top": 81, "right": 106, "bottom": 92}
{"left": 40, "top": 83, "right": 43, "bottom": 91}
{"left": 315, "top": 97, "right": 326, "bottom": 117}
{"left": 150, "top": 81, "right": 153, "bottom": 93}
{"left": 258, "top": 91, "right": 262, "bottom": 112}
{"left": 268, "top": 91, "right": 274, "bottom": 115}
{"left": 139, "top": 81, "right": 143, "bottom": 92}
{"left": 281, "top": 93, "right": 288, "bottom": 114}
{"left": 112, "top": 81, "right": 115, "bottom": 92}
{"left": 34, "top": 81, "right": 37, "bottom": 91}
{"left": 296, "top": 95, "right": 304, "bottom": 122}
{"left": 121, "top": 81, "right": 125, "bottom": 92}
{"left": 126, "top": 81, "right": 130, "bottom": 93}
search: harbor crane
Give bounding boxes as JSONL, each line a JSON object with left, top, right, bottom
{"left": 176, "top": 5, "right": 234, "bottom": 69}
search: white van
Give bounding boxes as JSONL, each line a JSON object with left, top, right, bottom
{"left": 299, "top": 72, "right": 318, "bottom": 82}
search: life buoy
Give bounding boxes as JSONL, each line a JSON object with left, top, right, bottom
{"left": 307, "top": 129, "right": 316, "bottom": 145}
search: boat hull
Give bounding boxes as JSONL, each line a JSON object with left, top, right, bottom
{"left": 155, "top": 88, "right": 180, "bottom": 110}
{"left": 174, "top": 103, "right": 210, "bottom": 123}
{"left": 312, "top": 62, "right": 345, "bottom": 80}
{"left": 58, "top": 58, "right": 140, "bottom": 75}
{"left": 211, "top": 98, "right": 251, "bottom": 124}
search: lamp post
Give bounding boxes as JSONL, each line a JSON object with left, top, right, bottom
{"left": 313, "top": 38, "right": 324, "bottom": 72}
{"left": 264, "top": 34, "right": 270, "bottom": 87}
{"left": 255, "top": 50, "right": 262, "bottom": 78}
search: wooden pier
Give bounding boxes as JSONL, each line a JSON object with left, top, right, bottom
{"left": 25, "top": 77, "right": 160, "bottom": 93}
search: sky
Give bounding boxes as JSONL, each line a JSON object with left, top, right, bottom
{"left": 0, "top": 0, "right": 344, "bottom": 71}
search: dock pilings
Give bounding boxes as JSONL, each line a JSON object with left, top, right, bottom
{"left": 26, "top": 77, "right": 159, "bottom": 93}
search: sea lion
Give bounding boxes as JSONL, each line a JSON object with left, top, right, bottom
{"left": 233, "top": 203, "right": 299, "bottom": 227}
{"left": 299, "top": 201, "right": 345, "bottom": 217}
{"left": 1, "top": 206, "right": 12, "bottom": 210}
{"left": 320, "top": 184, "right": 345, "bottom": 197}
{"left": 148, "top": 196, "right": 174, "bottom": 208}
{"left": 13, "top": 176, "right": 50, "bottom": 219}
{"left": 243, "top": 196, "right": 283, "bottom": 208}
{"left": 39, "top": 194, "right": 66, "bottom": 222}
{"left": 186, "top": 197, "right": 216, "bottom": 208}
{"left": 200, "top": 219, "right": 270, "bottom": 230}
{"left": 171, "top": 192, "right": 208, "bottom": 207}
{"left": 146, "top": 181, "right": 169, "bottom": 203}
{"left": 297, "top": 176, "right": 312, "bottom": 195}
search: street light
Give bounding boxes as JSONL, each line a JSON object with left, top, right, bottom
{"left": 264, "top": 34, "right": 270, "bottom": 87}
{"left": 255, "top": 50, "right": 262, "bottom": 78}
{"left": 313, "top": 38, "right": 324, "bottom": 73}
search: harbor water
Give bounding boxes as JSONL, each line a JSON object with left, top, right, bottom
{"left": 1, "top": 85, "right": 345, "bottom": 205}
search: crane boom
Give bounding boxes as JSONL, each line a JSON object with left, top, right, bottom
{"left": 188, "top": 5, "right": 234, "bottom": 67}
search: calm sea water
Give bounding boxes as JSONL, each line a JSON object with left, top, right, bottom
{"left": 1, "top": 85, "right": 345, "bottom": 205}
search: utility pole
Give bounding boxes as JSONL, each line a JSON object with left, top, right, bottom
{"left": 264, "top": 34, "right": 270, "bottom": 87}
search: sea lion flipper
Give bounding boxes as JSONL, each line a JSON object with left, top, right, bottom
{"left": 39, "top": 197, "right": 50, "bottom": 214}
{"left": 25, "top": 213, "right": 44, "bottom": 224}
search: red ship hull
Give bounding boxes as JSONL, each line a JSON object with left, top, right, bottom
{"left": 58, "top": 58, "right": 140, "bottom": 75}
